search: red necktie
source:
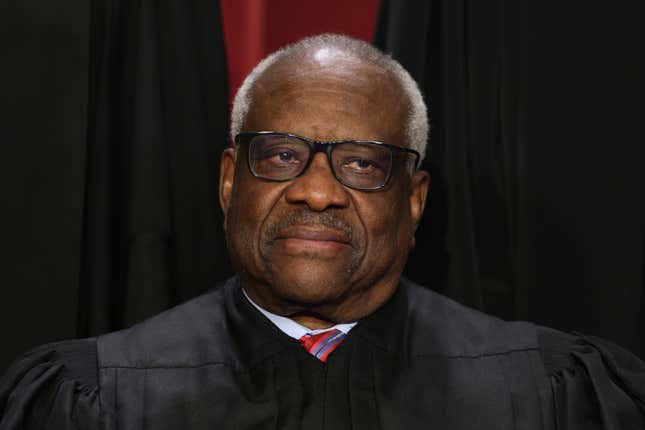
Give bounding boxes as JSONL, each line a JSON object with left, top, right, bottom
{"left": 299, "top": 329, "right": 347, "bottom": 363}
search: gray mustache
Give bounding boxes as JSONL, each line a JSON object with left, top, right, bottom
{"left": 265, "top": 209, "right": 354, "bottom": 243}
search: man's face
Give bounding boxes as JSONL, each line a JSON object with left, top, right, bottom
{"left": 220, "top": 53, "right": 429, "bottom": 322}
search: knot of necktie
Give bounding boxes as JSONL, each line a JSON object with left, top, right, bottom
{"left": 299, "top": 329, "right": 346, "bottom": 363}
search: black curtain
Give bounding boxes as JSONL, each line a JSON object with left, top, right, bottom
{"left": 78, "top": 0, "right": 231, "bottom": 335}
{"left": 376, "top": 0, "right": 645, "bottom": 357}
{"left": 0, "top": 0, "right": 231, "bottom": 371}
{"left": 1, "top": 0, "right": 91, "bottom": 372}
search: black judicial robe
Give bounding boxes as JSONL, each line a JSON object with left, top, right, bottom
{"left": 1, "top": 277, "right": 645, "bottom": 429}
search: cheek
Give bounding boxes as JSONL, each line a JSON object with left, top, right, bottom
{"left": 227, "top": 176, "right": 285, "bottom": 263}
{"left": 358, "top": 189, "right": 412, "bottom": 253}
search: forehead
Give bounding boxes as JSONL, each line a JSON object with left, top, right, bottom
{"left": 243, "top": 54, "right": 409, "bottom": 147}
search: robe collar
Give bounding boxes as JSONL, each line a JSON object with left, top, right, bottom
{"left": 227, "top": 275, "right": 410, "bottom": 359}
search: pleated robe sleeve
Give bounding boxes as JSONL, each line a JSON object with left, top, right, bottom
{"left": 539, "top": 327, "right": 645, "bottom": 429}
{"left": 0, "top": 339, "right": 100, "bottom": 429}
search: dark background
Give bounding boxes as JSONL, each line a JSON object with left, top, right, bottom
{"left": 1, "top": 0, "right": 643, "bottom": 372}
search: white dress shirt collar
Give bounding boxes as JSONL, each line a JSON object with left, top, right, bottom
{"left": 242, "top": 289, "right": 357, "bottom": 340}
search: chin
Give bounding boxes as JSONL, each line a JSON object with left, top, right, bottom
{"left": 270, "top": 270, "right": 351, "bottom": 306}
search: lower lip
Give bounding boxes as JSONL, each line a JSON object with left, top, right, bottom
{"left": 276, "top": 238, "right": 349, "bottom": 253}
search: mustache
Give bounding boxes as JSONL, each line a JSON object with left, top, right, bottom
{"left": 265, "top": 208, "right": 355, "bottom": 244}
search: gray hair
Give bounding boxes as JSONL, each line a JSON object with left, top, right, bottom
{"left": 230, "top": 34, "right": 429, "bottom": 162}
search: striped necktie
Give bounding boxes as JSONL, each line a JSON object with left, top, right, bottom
{"left": 299, "top": 329, "right": 347, "bottom": 363}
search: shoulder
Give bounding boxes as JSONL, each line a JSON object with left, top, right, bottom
{"left": 399, "top": 280, "right": 645, "bottom": 424}
{"left": 98, "top": 277, "right": 236, "bottom": 369}
{"left": 400, "top": 278, "right": 538, "bottom": 357}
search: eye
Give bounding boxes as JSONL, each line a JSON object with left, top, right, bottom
{"left": 343, "top": 158, "right": 378, "bottom": 173}
{"left": 277, "top": 151, "right": 295, "bottom": 162}
{"left": 264, "top": 148, "right": 301, "bottom": 165}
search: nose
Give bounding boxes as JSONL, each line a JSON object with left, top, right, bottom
{"left": 284, "top": 153, "right": 350, "bottom": 211}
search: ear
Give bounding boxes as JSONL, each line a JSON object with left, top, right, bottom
{"left": 409, "top": 170, "right": 430, "bottom": 239}
{"left": 219, "top": 147, "right": 237, "bottom": 229}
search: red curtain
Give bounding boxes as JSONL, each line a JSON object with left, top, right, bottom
{"left": 220, "top": 0, "right": 380, "bottom": 105}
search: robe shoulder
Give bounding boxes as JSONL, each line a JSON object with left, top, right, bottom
{"left": 0, "top": 339, "right": 99, "bottom": 429}
{"left": 96, "top": 277, "right": 280, "bottom": 371}
{"left": 537, "top": 326, "right": 645, "bottom": 428}
{"left": 398, "top": 279, "right": 645, "bottom": 427}
{"left": 398, "top": 278, "right": 539, "bottom": 357}
{"left": 97, "top": 279, "right": 237, "bottom": 369}
{"left": 0, "top": 278, "right": 243, "bottom": 429}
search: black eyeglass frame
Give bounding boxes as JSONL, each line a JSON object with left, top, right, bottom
{"left": 234, "top": 131, "right": 421, "bottom": 191}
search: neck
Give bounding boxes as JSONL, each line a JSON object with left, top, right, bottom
{"left": 290, "top": 313, "right": 335, "bottom": 330}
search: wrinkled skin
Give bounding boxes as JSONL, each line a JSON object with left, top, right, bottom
{"left": 219, "top": 49, "right": 429, "bottom": 328}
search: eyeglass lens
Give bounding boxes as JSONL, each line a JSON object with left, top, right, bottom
{"left": 248, "top": 134, "right": 392, "bottom": 189}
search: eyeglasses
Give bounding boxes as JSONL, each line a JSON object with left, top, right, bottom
{"left": 235, "top": 131, "right": 420, "bottom": 190}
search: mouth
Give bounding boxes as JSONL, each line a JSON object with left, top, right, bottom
{"left": 273, "top": 226, "right": 352, "bottom": 252}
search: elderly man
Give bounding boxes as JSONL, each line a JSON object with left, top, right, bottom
{"left": 1, "top": 34, "right": 644, "bottom": 429}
